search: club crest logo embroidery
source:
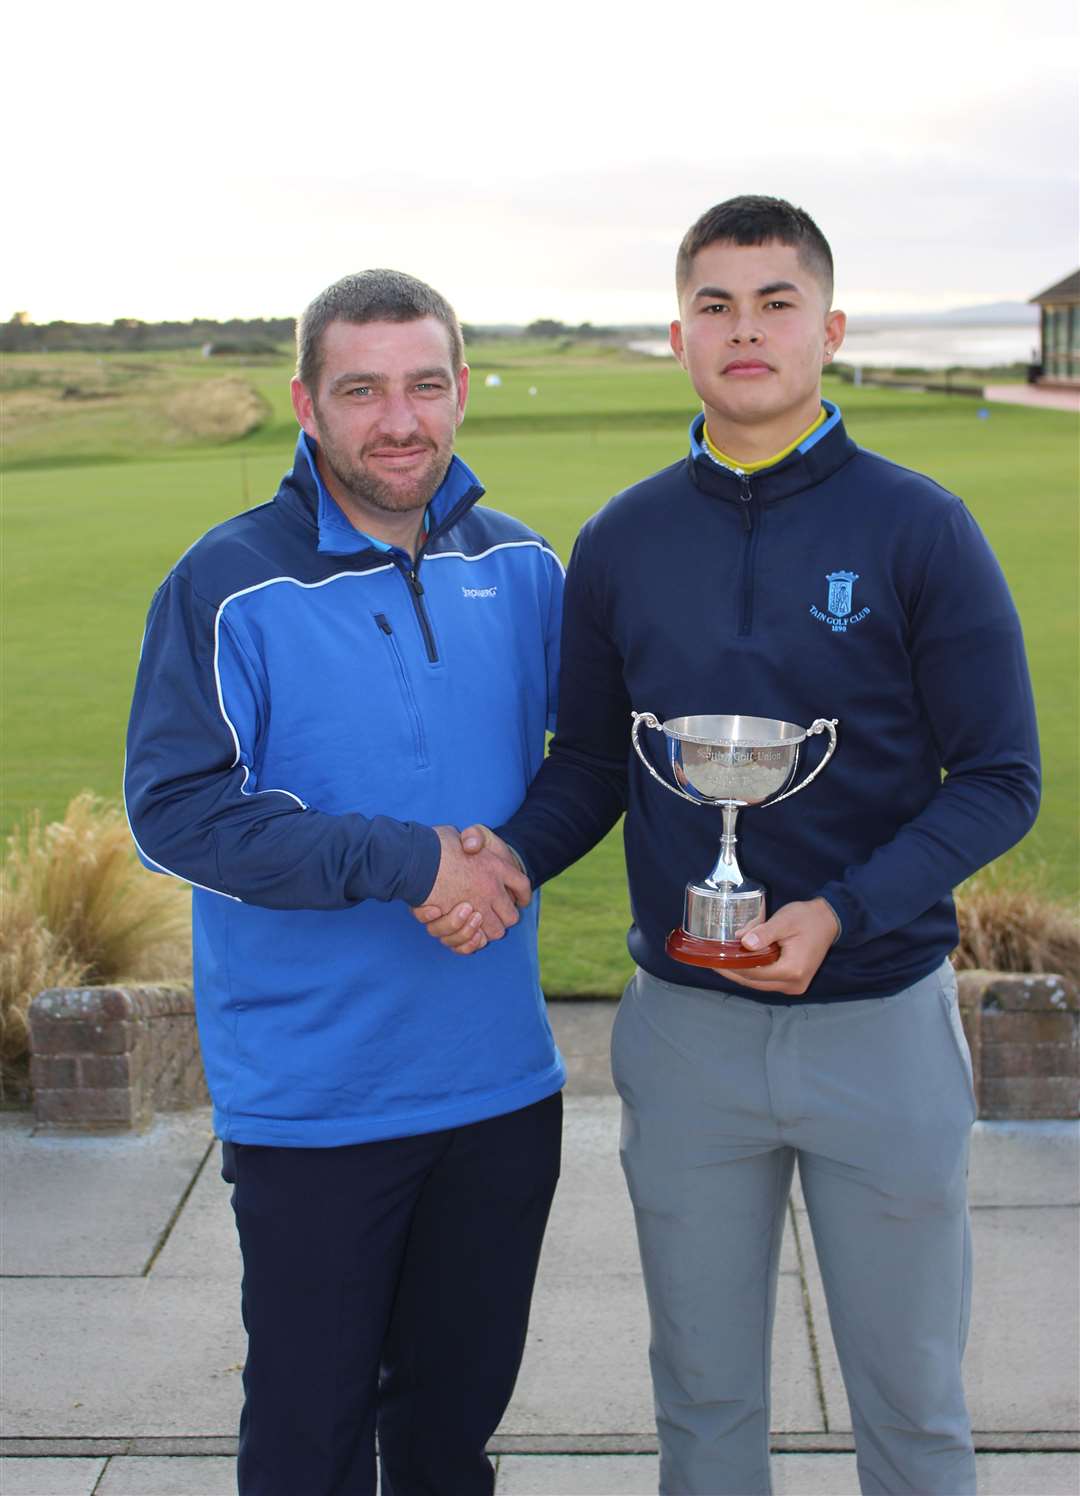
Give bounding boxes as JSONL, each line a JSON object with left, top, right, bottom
{"left": 810, "top": 571, "right": 871, "bottom": 633}
{"left": 827, "top": 571, "right": 857, "bottom": 617}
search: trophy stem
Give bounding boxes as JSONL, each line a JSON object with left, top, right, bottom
{"left": 706, "top": 803, "right": 743, "bottom": 889}
{"left": 673, "top": 798, "right": 780, "bottom": 967}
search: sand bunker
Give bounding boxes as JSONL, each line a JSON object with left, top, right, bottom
{"left": 165, "top": 378, "right": 267, "bottom": 442}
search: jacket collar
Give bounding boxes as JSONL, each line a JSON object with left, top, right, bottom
{"left": 687, "top": 399, "right": 856, "bottom": 504}
{"left": 275, "top": 431, "right": 485, "bottom": 559}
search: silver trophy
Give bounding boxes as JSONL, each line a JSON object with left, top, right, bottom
{"left": 631, "top": 712, "right": 838, "bottom": 969}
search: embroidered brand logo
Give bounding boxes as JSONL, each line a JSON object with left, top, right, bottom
{"left": 809, "top": 571, "right": 870, "bottom": 634}
{"left": 461, "top": 586, "right": 498, "bottom": 598}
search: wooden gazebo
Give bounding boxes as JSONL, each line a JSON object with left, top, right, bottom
{"left": 1030, "top": 270, "right": 1080, "bottom": 385}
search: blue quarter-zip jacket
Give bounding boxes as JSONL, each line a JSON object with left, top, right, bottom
{"left": 498, "top": 404, "right": 1041, "bottom": 1003}
{"left": 125, "top": 433, "right": 566, "bottom": 1144}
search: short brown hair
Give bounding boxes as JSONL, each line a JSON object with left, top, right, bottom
{"left": 295, "top": 269, "right": 465, "bottom": 389}
{"left": 676, "top": 196, "right": 834, "bottom": 305}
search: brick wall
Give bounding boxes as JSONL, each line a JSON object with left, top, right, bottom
{"left": 25, "top": 972, "right": 1078, "bottom": 1129}
{"left": 956, "top": 970, "right": 1079, "bottom": 1120}
{"left": 28, "top": 984, "right": 207, "bottom": 1131}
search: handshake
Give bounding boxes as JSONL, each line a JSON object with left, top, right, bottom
{"left": 411, "top": 825, "right": 531, "bottom": 956}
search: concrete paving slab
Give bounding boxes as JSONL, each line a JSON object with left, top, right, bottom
{"left": 965, "top": 1207, "right": 1080, "bottom": 1431}
{"left": 787, "top": 1123, "right": 1079, "bottom": 1221}
{"left": 547, "top": 1000, "right": 618, "bottom": 1099}
{"left": 789, "top": 1125, "right": 1080, "bottom": 1436}
{"left": 503, "top": 1095, "right": 817, "bottom": 1438}
{"left": 534, "top": 1098, "right": 639, "bottom": 1280}
{"left": 799, "top": 1201, "right": 1080, "bottom": 1436}
{"left": 779, "top": 1205, "right": 798, "bottom": 1276}
{"left": 969, "top": 1121, "right": 1080, "bottom": 1207}
{"left": 498, "top": 1095, "right": 651, "bottom": 1437}
{"left": 975, "top": 1452, "right": 1080, "bottom": 1494}
{"left": 0, "top": 1458, "right": 106, "bottom": 1495}
{"left": 499, "top": 1274, "right": 654, "bottom": 1436}
{"left": 6, "top": 1450, "right": 1077, "bottom": 1496}
{"left": 766, "top": 1277, "right": 828, "bottom": 1433}
{"left": 541, "top": 1096, "right": 798, "bottom": 1276}
{"left": 158, "top": 1099, "right": 644, "bottom": 1285}
{"left": 0, "top": 1112, "right": 214, "bottom": 1277}
{"left": 496, "top": 1452, "right": 657, "bottom": 1493}
{"left": 96, "top": 1454, "right": 237, "bottom": 1494}
{"left": 768, "top": 1452, "right": 1080, "bottom": 1494}
{"left": 501, "top": 1273, "right": 822, "bottom": 1438}
{"left": 772, "top": 1453, "right": 858, "bottom": 1494}
{"left": 491, "top": 1451, "right": 1080, "bottom": 1496}
{"left": 2, "top": 1280, "right": 244, "bottom": 1437}
{"left": 149, "top": 1143, "right": 239, "bottom": 1282}
{"left": 789, "top": 1211, "right": 850, "bottom": 1434}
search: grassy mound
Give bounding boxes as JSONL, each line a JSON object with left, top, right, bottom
{"left": 3, "top": 353, "right": 270, "bottom": 468}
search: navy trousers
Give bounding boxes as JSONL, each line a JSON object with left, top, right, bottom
{"left": 222, "top": 1092, "right": 562, "bottom": 1496}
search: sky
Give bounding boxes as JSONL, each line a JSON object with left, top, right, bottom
{"left": 5, "top": 0, "right": 1077, "bottom": 327}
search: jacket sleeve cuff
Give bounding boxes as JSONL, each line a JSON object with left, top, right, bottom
{"left": 492, "top": 825, "right": 534, "bottom": 884}
{"left": 394, "top": 824, "right": 443, "bottom": 906}
{"left": 820, "top": 897, "right": 843, "bottom": 944}
{"left": 815, "top": 884, "right": 862, "bottom": 947}
{"left": 498, "top": 833, "right": 530, "bottom": 880}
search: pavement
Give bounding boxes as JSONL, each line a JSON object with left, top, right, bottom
{"left": 982, "top": 383, "right": 1080, "bottom": 413}
{"left": 2, "top": 1000, "right": 1078, "bottom": 1496}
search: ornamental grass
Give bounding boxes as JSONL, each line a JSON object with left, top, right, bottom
{"left": 0, "top": 793, "right": 191, "bottom": 1096}
{"left": 953, "top": 874, "right": 1080, "bottom": 982}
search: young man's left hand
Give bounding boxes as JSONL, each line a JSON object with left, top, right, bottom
{"left": 721, "top": 898, "right": 840, "bottom": 996}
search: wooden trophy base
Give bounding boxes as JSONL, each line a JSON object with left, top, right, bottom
{"left": 666, "top": 928, "right": 781, "bottom": 970}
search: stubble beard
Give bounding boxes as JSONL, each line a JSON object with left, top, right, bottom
{"left": 320, "top": 435, "right": 454, "bottom": 517}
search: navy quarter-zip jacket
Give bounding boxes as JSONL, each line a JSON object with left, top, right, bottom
{"left": 498, "top": 405, "right": 1041, "bottom": 1003}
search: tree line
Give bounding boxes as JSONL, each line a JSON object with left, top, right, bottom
{"left": 2, "top": 313, "right": 295, "bottom": 355}
{"left": 3, "top": 313, "right": 625, "bottom": 356}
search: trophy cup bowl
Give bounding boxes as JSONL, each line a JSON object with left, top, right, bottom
{"left": 631, "top": 712, "right": 838, "bottom": 970}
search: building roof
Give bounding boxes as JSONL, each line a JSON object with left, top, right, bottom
{"left": 1030, "top": 270, "right": 1080, "bottom": 304}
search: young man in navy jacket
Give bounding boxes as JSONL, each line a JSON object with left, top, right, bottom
{"left": 125, "top": 271, "right": 566, "bottom": 1496}
{"left": 419, "top": 199, "right": 1040, "bottom": 1494}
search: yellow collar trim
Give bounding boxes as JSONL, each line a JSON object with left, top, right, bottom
{"left": 704, "top": 406, "right": 827, "bottom": 473}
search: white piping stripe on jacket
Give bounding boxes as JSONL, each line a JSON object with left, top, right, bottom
{"left": 423, "top": 539, "right": 566, "bottom": 575}
{"left": 124, "top": 620, "right": 243, "bottom": 900}
{"left": 122, "top": 757, "right": 243, "bottom": 902}
{"left": 144, "top": 540, "right": 561, "bottom": 900}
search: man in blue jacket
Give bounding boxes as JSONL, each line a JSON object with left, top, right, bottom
{"left": 125, "top": 270, "right": 566, "bottom": 1496}
{"left": 419, "top": 199, "right": 1041, "bottom": 1494}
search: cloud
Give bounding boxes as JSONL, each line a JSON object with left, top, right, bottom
{"left": 5, "top": 0, "right": 1076, "bottom": 321}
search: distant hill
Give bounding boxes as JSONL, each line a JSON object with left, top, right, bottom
{"left": 853, "top": 301, "right": 1038, "bottom": 330}
{"left": 928, "top": 301, "right": 1039, "bottom": 325}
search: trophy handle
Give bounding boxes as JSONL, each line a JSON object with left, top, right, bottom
{"left": 768, "top": 718, "right": 839, "bottom": 806}
{"left": 630, "top": 711, "right": 703, "bottom": 805}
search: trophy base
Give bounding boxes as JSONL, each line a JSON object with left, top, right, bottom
{"left": 666, "top": 928, "right": 781, "bottom": 970}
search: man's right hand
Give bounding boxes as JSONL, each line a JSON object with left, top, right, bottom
{"left": 412, "top": 825, "right": 532, "bottom": 953}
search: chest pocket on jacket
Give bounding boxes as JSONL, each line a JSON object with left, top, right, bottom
{"left": 372, "top": 612, "right": 428, "bottom": 770}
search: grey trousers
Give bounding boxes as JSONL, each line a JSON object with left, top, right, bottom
{"left": 611, "top": 962, "right": 977, "bottom": 1496}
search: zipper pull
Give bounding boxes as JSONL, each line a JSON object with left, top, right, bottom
{"left": 375, "top": 613, "right": 393, "bottom": 635}
{"left": 737, "top": 472, "right": 753, "bottom": 531}
{"left": 406, "top": 568, "right": 425, "bottom": 597}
